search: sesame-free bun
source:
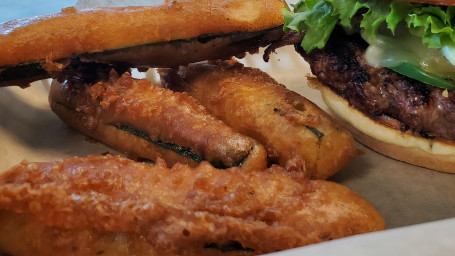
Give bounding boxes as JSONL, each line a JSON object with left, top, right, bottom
{"left": 307, "top": 77, "right": 455, "bottom": 173}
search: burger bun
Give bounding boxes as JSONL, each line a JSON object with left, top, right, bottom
{"left": 307, "top": 77, "right": 455, "bottom": 173}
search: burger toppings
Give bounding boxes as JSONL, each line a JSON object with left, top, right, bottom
{"left": 283, "top": 0, "right": 455, "bottom": 90}
{"left": 298, "top": 26, "right": 455, "bottom": 140}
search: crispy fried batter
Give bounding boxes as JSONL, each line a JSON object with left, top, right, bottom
{"left": 0, "top": 210, "right": 173, "bottom": 256}
{"left": 159, "top": 60, "right": 357, "bottom": 179}
{"left": 49, "top": 71, "right": 267, "bottom": 170}
{"left": 0, "top": 155, "right": 385, "bottom": 256}
{"left": 0, "top": 0, "right": 286, "bottom": 67}
{"left": 0, "top": 0, "right": 287, "bottom": 87}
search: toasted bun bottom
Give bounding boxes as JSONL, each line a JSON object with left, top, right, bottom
{"left": 307, "top": 77, "right": 455, "bottom": 173}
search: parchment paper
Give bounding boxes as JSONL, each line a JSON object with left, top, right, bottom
{"left": 1, "top": 0, "right": 455, "bottom": 254}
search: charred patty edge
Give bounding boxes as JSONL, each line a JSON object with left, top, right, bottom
{"left": 297, "top": 26, "right": 455, "bottom": 141}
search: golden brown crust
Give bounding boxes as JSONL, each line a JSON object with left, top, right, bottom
{"left": 0, "top": 210, "right": 173, "bottom": 256}
{"left": 49, "top": 71, "right": 267, "bottom": 170}
{"left": 310, "top": 78, "right": 455, "bottom": 173}
{"left": 159, "top": 60, "right": 357, "bottom": 179}
{"left": 0, "top": 0, "right": 286, "bottom": 67}
{"left": 0, "top": 155, "right": 385, "bottom": 256}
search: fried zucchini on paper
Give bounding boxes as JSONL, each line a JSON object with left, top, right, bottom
{"left": 0, "top": 155, "right": 385, "bottom": 256}
{"left": 0, "top": 0, "right": 286, "bottom": 87}
{"left": 160, "top": 61, "right": 357, "bottom": 179}
{"left": 49, "top": 71, "right": 266, "bottom": 170}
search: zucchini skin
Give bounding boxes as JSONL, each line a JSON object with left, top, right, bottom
{"left": 49, "top": 71, "right": 267, "bottom": 170}
{"left": 159, "top": 60, "right": 357, "bottom": 179}
{"left": 0, "top": 0, "right": 287, "bottom": 86}
{"left": 0, "top": 26, "right": 284, "bottom": 87}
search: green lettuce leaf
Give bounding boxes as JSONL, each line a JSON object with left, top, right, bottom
{"left": 283, "top": 0, "right": 455, "bottom": 52}
{"left": 283, "top": 1, "right": 338, "bottom": 52}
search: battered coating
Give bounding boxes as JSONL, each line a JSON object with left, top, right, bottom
{"left": 0, "top": 155, "right": 385, "bottom": 256}
{"left": 159, "top": 60, "right": 357, "bottom": 179}
{"left": 0, "top": 211, "right": 174, "bottom": 256}
{"left": 49, "top": 71, "right": 267, "bottom": 170}
{"left": 0, "top": 0, "right": 286, "bottom": 86}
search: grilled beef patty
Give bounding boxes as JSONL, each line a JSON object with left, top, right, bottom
{"left": 296, "top": 27, "right": 455, "bottom": 141}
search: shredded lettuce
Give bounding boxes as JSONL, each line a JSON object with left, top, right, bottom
{"left": 283, "top": 0, "right": 455, "bottom": 53}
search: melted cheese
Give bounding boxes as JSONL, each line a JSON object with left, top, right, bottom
{"left": 363, "top": 28, "right": 455, "bottom": 81}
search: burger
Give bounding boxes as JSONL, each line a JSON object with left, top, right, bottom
{"left": 282, "top": 0, "right": 455, "bottom": 173}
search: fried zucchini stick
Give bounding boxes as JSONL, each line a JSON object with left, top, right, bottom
{"left": 0, "top": 0, "right": 287, "bottom": 87}
{"left": 0, "top": 155, "right": 385, "bottom": 256}
{"left": 49, "top": 71, "right": 267, "bottom": 170}
{"left": 159, "top": 60, "right": 357, "bottom": 179}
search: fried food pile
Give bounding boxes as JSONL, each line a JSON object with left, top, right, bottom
{"left": 0, "top": 155, "right": 385, "bottom": 256}
{"left": 159, "top": 60, "right": 357, "bottom": 179}
{"left": 50, "top": 60, "right": 356, "bottom": 179}
{"left": 0, "top": 0, "right": 386, "bottom": 254}
{"left": 49, "top": 70, "right": 267, "bottom": 170}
